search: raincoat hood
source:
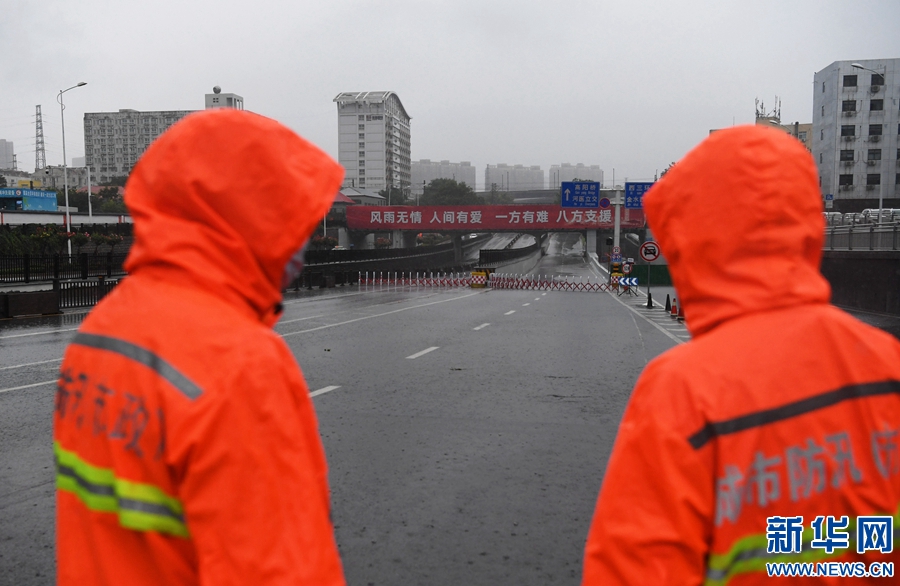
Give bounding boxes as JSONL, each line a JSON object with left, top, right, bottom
{"left": 124, "top": 109, "right": 343, "bottom": 326}
{"left": 643, "top": 125, "right": 830, "bottom": 336}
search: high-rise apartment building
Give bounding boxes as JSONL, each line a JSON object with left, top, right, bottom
{"left": 0, "top": 140, "right": 14, "bottom": 170}
{"left": 411, "top": 160, "right": 476, "bottom": 196}
{"left": 485, "top": 164, "right": 544, "bottom": 192}
{"left": 548, "top": 163, "right": 603, "bottom": 190}
{"left": 334, "top": 92, "right": 411, "bottom": 194}
{"left": 813, "top": 58, "right": 899, "bottom": 212}
{"left": 83, "top": 87, "right": 243, "bottom": 184}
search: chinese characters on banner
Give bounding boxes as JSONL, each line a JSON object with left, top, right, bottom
{"left": 346, "top": 205, "right": 646, "bottom": 231}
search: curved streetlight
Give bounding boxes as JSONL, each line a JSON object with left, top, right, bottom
{"left": 57, "top": 82, "right": 87, "bottom": 256}
{"left": 850, "top": 64, "right": 886, "bottom": 222}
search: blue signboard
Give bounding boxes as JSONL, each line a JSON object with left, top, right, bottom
{"left": 560, "top": 181, "right": 600, "bottom": 208}
{"left": 624, "top": 182, "right": 654, "bottom": 209}
{"left": 0, "top": 188, "right": 58, "bottom": 211}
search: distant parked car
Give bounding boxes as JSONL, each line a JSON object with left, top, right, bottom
{"left": 332, "top": 245, "right": 347, "bottom": 250}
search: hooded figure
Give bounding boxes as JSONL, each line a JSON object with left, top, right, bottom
{"left": 54, "top": 109, "right": 346, "bottom": 585}
{"left": 582, "top": 126, "right": 900, "bottom": 585}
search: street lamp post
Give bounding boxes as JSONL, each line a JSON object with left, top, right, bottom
{"left": 851, "top": 63, "right": 886, "bottom": 223}
{"left": 58, "top": 82, "right": 87, "bottom": 256}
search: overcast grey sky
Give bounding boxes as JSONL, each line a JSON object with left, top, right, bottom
{"left": 2, "top": 0, "right": 899, "bottom": 189}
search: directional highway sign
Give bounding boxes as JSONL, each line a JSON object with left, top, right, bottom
{"left": 560, "top": 181, "right": 600, "bottom": 208}
{"left": 618, "top": 277, "right": 638, "bottom": 287}
{"left": 624, "top": 182, "right": 654, "bottom": 209}
{"left": 639, "top": 241, "right": 660, "bottom": 262}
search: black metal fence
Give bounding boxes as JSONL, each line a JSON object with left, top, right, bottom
{"left": 0, "top": 253, "right": 128, "bottom": 283}
{"left": 59, "top": 278, "right": 121, "bottom": 309}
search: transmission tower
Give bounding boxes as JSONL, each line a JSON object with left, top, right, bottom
{"left": 35, "top": 105, "right": 46, "bottom": 170}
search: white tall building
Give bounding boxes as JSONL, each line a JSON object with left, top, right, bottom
{"left": 83, "top": 87, "right": 244, "bottom": 184}
{"left": 485, "top": 164, "right": 544, "bottom": 192}
{"left": 411, "top": 160, "right": 476, "bottom": 196}
{"left": 548, "top": 163, "right": 603, "bottom": 189}
{"left": 334, "top": 91, "right": 411, "bottom": 194}
{"left": 83, "top": 109, "right": 194, "bottom": 183}
{"left": 813, "top": 58, "right": 899, "bottom": 212}
{"left": 0, "top": 140, "right": 14, "bottom": 170}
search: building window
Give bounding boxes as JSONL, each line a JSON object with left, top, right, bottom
{"left": 841, "top": 125, "right": 855, "bottom": 137}
{"left": 822, "top": 81, "right": 825, "bottom": 93}
{"left": 359, "top": 160, "right": 365, "bottom": 166}
{"left": 822, "top": 105, "right": 825, "bottom": 117}
{"left": 842, "top": 100, "right": 856, "bottom": 112}
{"left": 840, "top": 150, "right": 854, "bottom": 161}
{"left": 896, "top": 173, "right": 900, "bottom": 185}
{"left": 358, "top": 151, "right": 364, "bottom": 157}
{"left": 819, "top": 153, "right": 823, "bottom": 163}
{"left": 358, "top": 115, "right": 365, "bottom": 121}
{"left": 843, "top": 75, "right": 857, "bottom": 87}
{"left": 359, "top": 169, "right": 365, "bottom": 175}
{"left": 821, "top": 129, "right": 824, "bottom": 140}
{"left": 870, "top": 125, "right": 883, "bottom": 136}
{"left": 358, "top": 142, "right": 364, "bottom": 148}
{"left": 358, "top": 124, "right": 365, "bottom": 130}
{"left": 358, "top": 133, "right": 364, "bottom": 139}
{"left": 870, "top": 99, "right": 884, "bottom": 111}
{"left": 868, "top": 149, "right": 882, "bottom": 161}
{"left": 839, "top": 174, "right": 854, "bottom": 186}
{"left": 871, "top": 73, "right": 885, "bottom": 86}
{"left": 867, "top": 174, "right": 880, "bottom": 186}
{"left": 798, "top": 131, "right": 807, "bottom": 142}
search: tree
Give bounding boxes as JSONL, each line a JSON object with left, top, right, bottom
{"left": 420, "top": 178, "right": 481, "bottom": 206}
{"left": 0, "top": 176, "right": 7, "bottom": 188}
{"left": 378, "top": 185, "right": 408, "bottom": 206}
{"left": 660, "top": 162, "right": 677, "bottom": 178}
{"left": 482, "top": 185, "right": 514, "bottom": 204}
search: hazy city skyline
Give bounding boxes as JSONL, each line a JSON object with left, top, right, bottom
{"left": 2, "top": 0, "right": 899, "bottom": 190}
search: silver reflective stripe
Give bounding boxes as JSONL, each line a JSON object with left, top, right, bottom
{"left": 119, "top": 498, "right": 185, "bottom": 523}
{"left": 72, "top": 332, "right": 202, "bottom": 400}
{"left": 56, "top": 462, "right": 116, "bottom": 497}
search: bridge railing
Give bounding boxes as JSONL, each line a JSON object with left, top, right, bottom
{"left": 824, "top": 223, "right": 900, "bottom": 251}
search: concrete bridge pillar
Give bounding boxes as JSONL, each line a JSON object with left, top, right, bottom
{"left": 392, "top": 230, "right": 417, "bottom": 249}
{"left": 585, "top": 230, "right": 597, "bottom": 258}
{"left": 453, "top": 235, "right": 463, "bottom": 264}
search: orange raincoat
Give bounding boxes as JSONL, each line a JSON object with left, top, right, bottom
{"left": 583, "top": 126, "right": 900, "bottom": 585}
{"left": 54, "top": 110, "right": 346, "bottom": 585}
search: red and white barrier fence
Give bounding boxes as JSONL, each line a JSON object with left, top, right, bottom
{"left": 357, "top": 271, "right": 630, "bottom": 293}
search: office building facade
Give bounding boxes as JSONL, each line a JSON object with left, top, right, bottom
{"left": 548, "top": 163, "right": 603, "bottom": 190}
{"left": 334, "top": 92, "right": 411, "bottom": 194}
{"left": 485, "top": 164, "right": 544, "bottom": 192}
{"left": 411, "top": 160, "right": 476, "bottom": 196}
{"left": 82, "top": 88, "right": 243, "bottom": 184}
{"left": 0, "top": 140, "right": 14, "bottom": 170}
{"left": 813, "top": 58, "right": 899, "bottom": 212}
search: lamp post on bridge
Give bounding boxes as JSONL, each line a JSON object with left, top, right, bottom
{"left": 58, "top": 81, "right": 87, "bottom": 256}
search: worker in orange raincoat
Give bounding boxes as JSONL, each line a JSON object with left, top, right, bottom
{"left": 582, "top": 125, "right": 900, "bottom": 585}
{"left": 53, "top": 109, "right": 346, "bottom": 585}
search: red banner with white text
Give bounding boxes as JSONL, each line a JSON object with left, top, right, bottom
{"left": 346, "top": 205, "right": 645, "bottom": 231}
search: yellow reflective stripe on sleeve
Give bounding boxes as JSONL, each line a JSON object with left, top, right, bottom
{"left": 54, "top": 441, "right": 188, "bottom": 538}
{"left": 705, "top": 506, "right": 900, "bottom": 586}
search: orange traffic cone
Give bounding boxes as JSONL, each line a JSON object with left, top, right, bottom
{"left": 670, "top": 297, "right": 678, "bottom": 318}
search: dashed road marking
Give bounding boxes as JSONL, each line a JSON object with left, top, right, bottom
{"left": 0, "top": 358, "right": 62, "bottom": 371}
{"left": 504, "top": 310, "right": 516, "bottom": 315}
{"left": 0, "top": 380, "right": 56, "bottom": 395}
{"left": 473, "top": 323, "right": 491, "bottom": 331}
{"left": 406, "top": 346, "right": 440, "bottom": 359}
{"left": 310, "top": 385, "right": 341, "bottom": 398}
{"left": 522, "top": 303, "right": 530, "bottom": 306}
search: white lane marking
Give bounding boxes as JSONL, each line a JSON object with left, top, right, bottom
{"left": 606, "top": 292, "right": 685, "bottom": 345}
{"left": 522, "top": 303, "right": 530, "bottom": 306}
{"left": 310, "top": 385, "right": 341, "bottom": 398}
{"left": 473, "top": 323, "right": 490, "bottom": 331}
{"left": 0, "top": 327, "right": 79, "bottom": 340}
{"left": 277, "top": 314, "right": 325, "bottom": 325}
{"left": 504, "top": 310, "right": 516, "bottom": 315}
{"left": 406, "top": 346, "right": 439, "bottom": 359}
{"left": 0, "top": 380, "right": 56, "bottom": 394}
{"left": 281, "top": 291, "right": 483, "bottom": 338}
{"left": 542, "top": 293, "right": 547, "bottom": 296}
{"left": 0, "top": 358, "right": 62, "bottom": 371}
{"left": 534, "top": 298, "right": 540, "bottom": 301}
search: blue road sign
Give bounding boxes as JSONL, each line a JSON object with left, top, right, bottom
{"left": 624, "top": 182, "right": 654, "bottom": 209}
{"left": 561, "top": 181, "right": 600, "bottom": 208}
{"left": 618, "top": 277, "right": 638, "bottom": 287}
{"left": 825, "top": 193, "right": 834, "bottom": 201}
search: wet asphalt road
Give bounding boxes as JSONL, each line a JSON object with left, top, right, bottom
{"left": 1, "top": 233, "right": 898, "bottom": 585}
